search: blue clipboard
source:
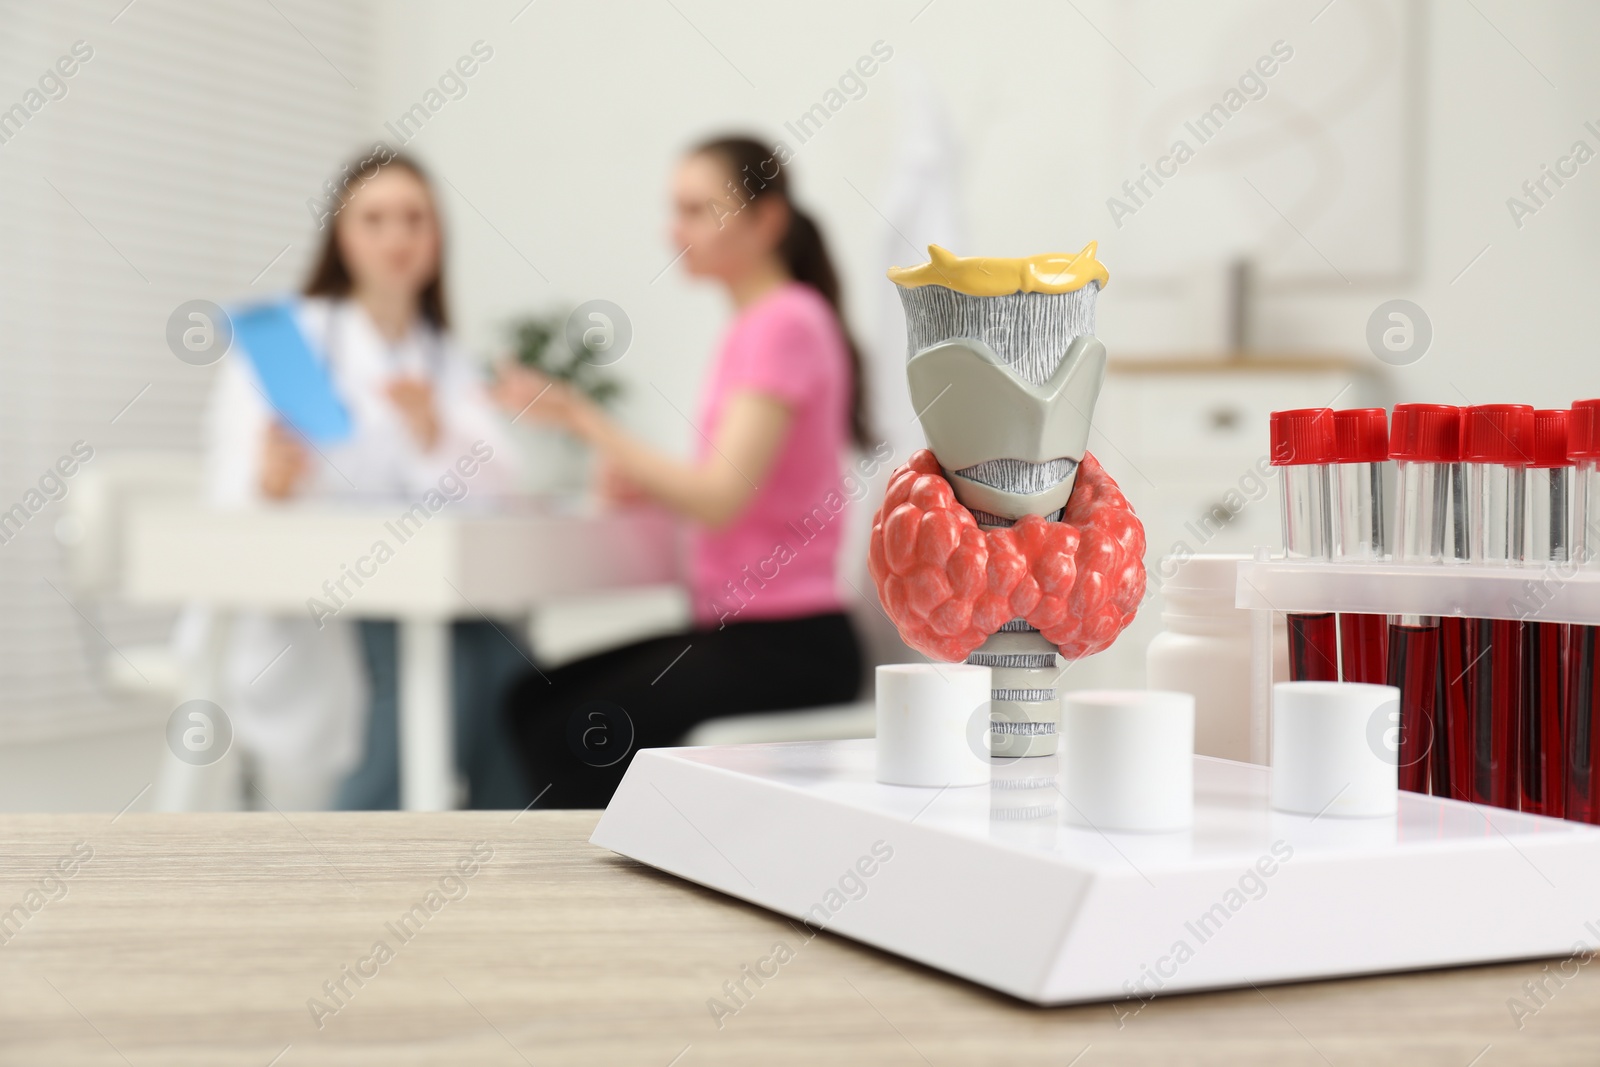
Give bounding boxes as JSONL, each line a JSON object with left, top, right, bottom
{"left": 230, "top": 301, "right": 352, "bottom": 444}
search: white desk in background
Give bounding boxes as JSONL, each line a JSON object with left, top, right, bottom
{"left": 120, "top": 498, "right": 681, "bottom": 811}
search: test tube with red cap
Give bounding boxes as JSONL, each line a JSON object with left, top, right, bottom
{"left": 1387, "top": 403, "right": 1459, "bottom": 795}
{"left": 1566, "top": 399, "right": 1600, "bottom": 824}
{"left": 1270, "top": 408, "right": 1338, "bottom": 681}
{"left": 1460, "top": 403, "right": 1534, "bottom": 808}
{"left": 1520, "top": 409, "right": 1570, "bottom": 817}
{"left": 1331, "top": 408, "right": 1390, "bottom": 684}
{"left": 1433, "top": 408, "right": 1475, "bottom": 802}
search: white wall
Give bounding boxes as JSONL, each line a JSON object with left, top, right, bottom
{"left": 366, "top": 0, "right": 1600, "bottom": 475}
{"left": 1258, "top": 0, "right": 1600, "bottom": 410}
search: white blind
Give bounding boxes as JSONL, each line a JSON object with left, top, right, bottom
{"left": 0, "top": 0, "right": 371, "bottom": 739}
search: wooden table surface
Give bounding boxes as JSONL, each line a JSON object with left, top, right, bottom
{"left": 1, "top": 811, "right": 1595, "bottom": 1066}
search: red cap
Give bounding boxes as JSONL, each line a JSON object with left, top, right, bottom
{"left": 1270, "top": 408, "right": 1335, "bottom": 466}
{"left": 1390, "top": 404, "right": 1461, "bottom": 463}
{"left": 1530, "top": 409, "right": 1570, "bottom": 468}
{"left": 1571, "top": 399, "right": 1600, "bottom": 460}
{"left": 1331, "top": 408, "right": 1388, "bottom": 463}
{"left": 1460, "top": 404, "right": 1535, "bottom": 466}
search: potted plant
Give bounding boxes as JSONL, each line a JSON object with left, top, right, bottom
{"left": 505, "top": 309, "right": 625, "bottom": 495}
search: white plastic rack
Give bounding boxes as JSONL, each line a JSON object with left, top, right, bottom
{"left": 1235, "top": 555, "right": 1600, "bottom": 625}
{"left": 1233, "top": 553, "right": 1600, "bottom": 765}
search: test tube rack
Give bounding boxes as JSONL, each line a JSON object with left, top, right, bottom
{"left": 1236, "top": 553, "right": 1600, "bottom": 767}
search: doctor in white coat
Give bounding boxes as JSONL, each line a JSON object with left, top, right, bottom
{"left": 187, "top": 151, "right": 529, "bottom": 810}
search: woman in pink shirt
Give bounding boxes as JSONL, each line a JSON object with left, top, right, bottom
{"left": 497, "top": 136, "right": 871, "bottom": 807}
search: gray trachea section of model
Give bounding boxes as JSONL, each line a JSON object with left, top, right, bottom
{"left": 897, "top": 282, "right": 1108, "bottom": 758}
{"left": 897, "top": 284, "right": 1097, "bottom": 386}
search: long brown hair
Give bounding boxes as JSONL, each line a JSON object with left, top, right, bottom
{"left": 693, "top": 136, "right": 872, "bottom": 450}
{"left": 303, "top": 150, "right": 450, "bottom": 329}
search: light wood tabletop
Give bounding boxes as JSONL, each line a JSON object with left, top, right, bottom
{"left": 0, "top": 811, "right": 1595, "bottom": 1066}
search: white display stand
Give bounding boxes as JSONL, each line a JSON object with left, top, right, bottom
{"left": 592, "top": 739, "right": 1600, "bottom": 1005}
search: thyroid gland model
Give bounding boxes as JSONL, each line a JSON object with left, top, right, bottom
{"left": 867, "top": 244, "right": 1147, "bottom": 757}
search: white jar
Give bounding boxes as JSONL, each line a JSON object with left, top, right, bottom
{"left": 1145, "top": 553, "right": 1288, "bottom": 763}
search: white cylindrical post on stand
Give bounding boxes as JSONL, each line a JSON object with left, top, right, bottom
{"left": 1271, "top": 681, "right": 1400, "bottom": 818}
{"left": 1059, "top": 689, "right": 1194, "bottom": 832}
{"left": 875, "top": 664, "right": 992, "bottom": 788}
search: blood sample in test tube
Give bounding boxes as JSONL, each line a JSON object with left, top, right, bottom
{"left": 1566, "top": 399, "right": 1600, "bottom": 824}
{"left": 1520, "top": 409, "right": 1570, "bottom": 817}
{"left": 1331, "top": 408, "right": 1390, "bottom": 685}
{"left": 1270, "top": 408, "right": 1338, "bottom": 682}
{"left": 1460, "top": 404, "right": 1535, "bottom": 809}
{"left": 1432, "top": 409, "right": 1474, "bottom": 802}
{"left": 1387, "top": 404, "right": 1458, "bottom": 795}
